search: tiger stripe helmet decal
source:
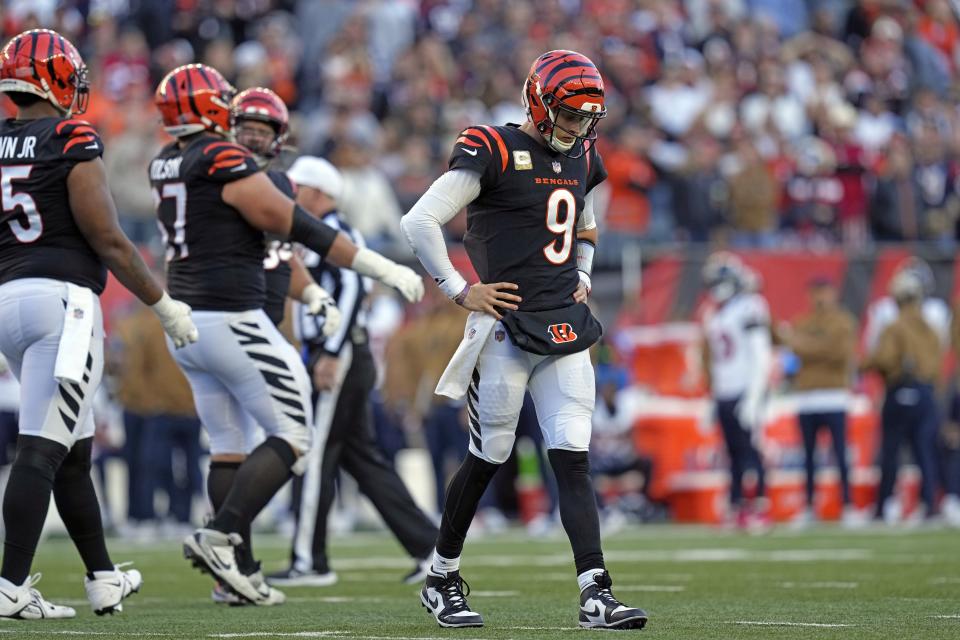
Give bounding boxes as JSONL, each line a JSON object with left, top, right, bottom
{"left": 522, "top": 50, "right": 606, "bottom": 158}
{"left": 0, "top": 29, "right": 90, "bottom": 115}
{"left": 155, "top": 64, "right": 236, "bottom": 138}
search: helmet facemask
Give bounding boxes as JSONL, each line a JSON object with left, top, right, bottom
{"left": 523, "top": 76, "right": 606, "bottom": 159}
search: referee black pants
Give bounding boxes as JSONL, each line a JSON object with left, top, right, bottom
{"left": 289, "top": 343, "right": 438, "bottom": 572}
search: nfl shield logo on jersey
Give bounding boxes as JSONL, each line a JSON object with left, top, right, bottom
{"left": 552, "top": 161, "right": 562, "bottom": 174}
{"left": 495, "top": 329, "right": 506, "bottom": 342}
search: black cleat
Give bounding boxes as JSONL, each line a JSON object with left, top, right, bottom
{"left": 420, "top": 569, "right": 484, "bottom": 628}
{"left": 579, "top": 571, "right": 648, "bottom": 630}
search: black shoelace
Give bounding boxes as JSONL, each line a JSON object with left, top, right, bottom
{"left": 440, "top": 574, "right": 472, "bottom": 612}
{"left": 592, "top": 572, "right": 623, "bottom": 608}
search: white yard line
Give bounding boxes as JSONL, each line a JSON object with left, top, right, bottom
{"left": 728, "top": 621, "right": 857, "bottom": 628}
{"left": 779, "top": 582, "right": 859, "bottom": 589}
{"left": 616, "top": 585, "right": 686, "bottom": 592}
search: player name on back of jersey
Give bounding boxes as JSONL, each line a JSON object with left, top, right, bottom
{"left": 150, "top": 157, "right": 183, "bottom": 180}
{"left": 0, "top": 135, "right": 37, "bottom": 160}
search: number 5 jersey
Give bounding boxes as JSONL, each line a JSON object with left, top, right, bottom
{"left": 0, "top": 117, "right": 107, "bottom": 292}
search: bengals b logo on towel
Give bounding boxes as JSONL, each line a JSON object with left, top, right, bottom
{"left": 547, "top": 323, "right": 578, "bottom": 344}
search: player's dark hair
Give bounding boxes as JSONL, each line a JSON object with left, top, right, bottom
{"left": 6, "top": 91, "right": 44, "bottom": 108}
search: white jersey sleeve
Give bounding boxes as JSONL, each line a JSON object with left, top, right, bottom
{"left": 400, "top": 169, "right": 482, "bottom": 300}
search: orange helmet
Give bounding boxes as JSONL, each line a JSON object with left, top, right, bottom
{"left": 230, "top": 87, "right": 289, "bottom": 158}
{"left": 154, "top": 64, "right": 236, "bottom": 138}
{"left": 0, "top": 29, "right": 89, "bottom": 115}
{"left": 522, "top": 50, "right": 606, "bottom": 158}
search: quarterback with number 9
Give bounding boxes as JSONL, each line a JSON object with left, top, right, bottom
{"left": 401, "top": 50, "right": 647, "bottom": 630}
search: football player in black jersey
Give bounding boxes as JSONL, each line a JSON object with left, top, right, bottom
{"left": 150, "top": 64, "right": 422, "bottom": 606}
{"left": 197, "top": 86, "right": 341, "bottom": 607}
{"left": 231, "top": 87, "right": 339, "bottom": 333}
{"left": 401, "top": 50, "right": 647, "bottom": 630}
{"left": 0, "top": 29, "right": 198, "bottom": 619}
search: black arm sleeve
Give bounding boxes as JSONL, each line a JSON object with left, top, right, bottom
{"left": 288, "top": 204, "right": 338, "bottom": 257}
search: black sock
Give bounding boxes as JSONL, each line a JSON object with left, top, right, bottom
{"left": 2, "top": 435, "right": 68, "bottom": 584}
{"left": 211, "top": 438, "right": 294, "bottom": 551}
{"left": 206, "top": 460, "right": 256, "bottom": 574}
{"left": 54, "top": 438, "right": 113, "bottom": 574}
{"left": 435, "top": 453, "right": 500, "bottom": 560}
{"left": 548, "top": 449, "right": 605, "bottom": 575}
{"left": 207, "top": 461, "right": 240, "bottom": 513}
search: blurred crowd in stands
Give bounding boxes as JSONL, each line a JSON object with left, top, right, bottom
{"left": 6, "top": 0, "right": 960, "bottom": 252}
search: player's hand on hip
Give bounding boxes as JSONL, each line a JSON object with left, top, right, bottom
{"left": 573, "top": 270, "right": 591, "bottom": 304}
{"left": 301, "top": 283, "right": 342, "bottom": 337}
{"left": 384, "top": 264, "right": 425, "bottom": 303}
{"left": 462, "top": 282, "right": 521, "bottom": 319}
{"left": 151, "top": 292, "right": 199, "bottom": 348}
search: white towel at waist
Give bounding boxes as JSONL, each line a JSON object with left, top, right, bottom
{"left": 54, "top": 283, "right": 95, "bottom": 385}
{"left": 435, "top": 312, "right": 496, "bottom": 400}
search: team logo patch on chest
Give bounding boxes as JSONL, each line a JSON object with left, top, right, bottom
{"left": 552, "top": 161, "right": 562, "bottom": 174}
{"left": 547, "top": 323, "right": 578, "bottom": 344}
{"left": 513, "top": 150, "right": 532, "bottom": 170}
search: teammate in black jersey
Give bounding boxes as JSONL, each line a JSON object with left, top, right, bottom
{"left": 231, "top": 87, "right": 339, "bottom": 332}
{"left": 150, "top": 64, "right": 422, "bottom": 605}
{"left": 198, "top": 86, "right": 341, "bottom": 607}
{"left": 0, "top": 29, "right": 197, "bottom": 619}
{"left": 402, "top": 50, "right": 647, "bottom": 630}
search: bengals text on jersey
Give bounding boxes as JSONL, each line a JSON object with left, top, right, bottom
{"left": 449, "top": 123, "right": 606, "bottom": 313}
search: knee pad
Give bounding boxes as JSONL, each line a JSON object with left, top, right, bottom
{"left": 470, "top": 426, "right": 516, "bottom": 465}
{"left": 13, "top": 434, "right": 69, "bottom": 483}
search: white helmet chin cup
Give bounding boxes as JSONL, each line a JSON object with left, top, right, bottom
{"left": 548, "top": 133, "right": 575, "bottom": 152}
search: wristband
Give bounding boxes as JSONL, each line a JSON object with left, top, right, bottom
{"left": 576, "top": 239, "right": 595, "bottom": 276}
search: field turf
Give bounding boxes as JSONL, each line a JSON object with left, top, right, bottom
{"left": 3, "top": 524, "right": 959, "bottom": 639}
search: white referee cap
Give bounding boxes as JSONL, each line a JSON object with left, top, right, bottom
{"left": 287, "top": 156, "right": 344, "bottom": 202}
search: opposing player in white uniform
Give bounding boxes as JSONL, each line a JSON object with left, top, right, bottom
{"left": 702, "top": 253, "right": 773, "bottom": 530}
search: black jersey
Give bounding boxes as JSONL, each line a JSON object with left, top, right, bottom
{"left": 263, "top": 169, "right": 295, "bottom": 326}
{"left": 0, "top": 117, "right": 107, "bottom": 293}
{"left": 149, "top": 134, "right": 264, "bottom": 312}
{"left": 449, "top": 124, "right": 607, "bottom": 312}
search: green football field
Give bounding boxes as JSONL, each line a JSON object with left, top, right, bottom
{"left": 4, "top": 524, "right": 959, "bottom": 639}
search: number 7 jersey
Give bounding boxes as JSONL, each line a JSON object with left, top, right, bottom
{"left": 149, "top": 134, "right": 264, "bottom": 312}
{"left": 450, "top": 123, "right": 606, "bottom": 311}
{"left": 0, "top": 117, "right": 107, "bottom": 293}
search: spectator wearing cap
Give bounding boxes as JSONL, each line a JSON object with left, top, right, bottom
{"left": 863, "top": 270, "right": 942, "bottom": 523}
{"left": 778, "top": 277, "right": 859, "bottom": 527}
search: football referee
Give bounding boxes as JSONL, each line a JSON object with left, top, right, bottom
{"left": 267, "top": 157, "right": 437, "bottom": 587}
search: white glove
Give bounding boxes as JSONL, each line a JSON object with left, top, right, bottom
{"left": 301, "top": 283, "right": 342, "bottom": 338}
{"left": 351, "top": 247, "right": 424, "bottom": 303}
{"left": 735, "top": 393, "right": 764, "bottom": 432}
{"left": 151, "top": 292, "right": 199, "bottom": 348}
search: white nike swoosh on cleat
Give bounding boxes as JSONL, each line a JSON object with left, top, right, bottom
{"left": 460, "top": 147, "right": 478, "bottom": 156}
